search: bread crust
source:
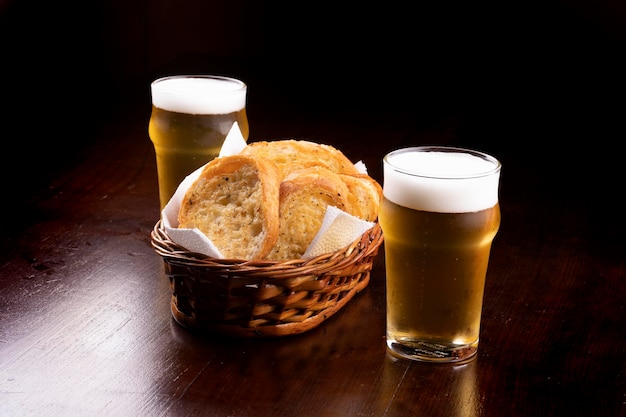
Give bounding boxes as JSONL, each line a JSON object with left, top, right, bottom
{"left": 340, "top": 173, "right": 383, "bottom": 222}
{"left": 178, "top": 154, "right": 280, "bottom": 260}
{"left": 241, "top": 139, "right": 360, "bottom": 179}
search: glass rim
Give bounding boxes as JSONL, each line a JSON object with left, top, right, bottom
{"left": 383, "top": 146, "right": 501, "bottom": 180}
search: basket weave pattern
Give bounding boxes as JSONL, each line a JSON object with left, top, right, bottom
{"left": 151, "top": 220, "right": 383, "bottom": 337}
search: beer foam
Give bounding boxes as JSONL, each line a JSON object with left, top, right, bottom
{"left": 383, "top": 148, "right": 500, "bottom": 213}
{"left": 151, "top": 76, "right": 246, "bottom": 115}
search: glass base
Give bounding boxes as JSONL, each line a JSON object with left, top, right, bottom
{"left": 386, "top": 338, "right": 478, "bottom": 364}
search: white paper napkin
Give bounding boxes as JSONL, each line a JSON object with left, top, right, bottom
{"left": 303, "top": 205, "right": 374, "bottom": 259}
{"left": 161, "top": 123, "right": 375, "bottom": 260}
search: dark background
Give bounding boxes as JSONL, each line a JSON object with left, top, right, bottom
{"left": 1, "top": 0, "right": 624, "bottom": 203}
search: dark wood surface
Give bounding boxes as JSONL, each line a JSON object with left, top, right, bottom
{"left": 2, "top": 1, "right": 626, "bottom": 414}
{"left": 1, "top": 73, "right": 624, "bottom": 417}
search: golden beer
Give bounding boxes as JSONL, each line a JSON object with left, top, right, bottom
{"left": 149, "top": 75, "right": 249, "bottom": 209}
{"left": 380, "top": 147, "right": 501, "bottom": 363}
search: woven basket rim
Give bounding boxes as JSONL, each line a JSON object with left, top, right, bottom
{"left": 150, "top": 219, "right": 383, "bottom": 280}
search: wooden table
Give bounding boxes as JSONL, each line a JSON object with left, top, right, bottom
{"left": 1, "top": 71, "right": 624, "bottom": 417}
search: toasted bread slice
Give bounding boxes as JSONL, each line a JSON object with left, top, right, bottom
{"left": 266, "top": 166, "right": 350, "bottom": 261}
{"left": 340, "top": 173, "right": 383, "bottom": 222}
{"left": 178, "top": 154, "right": 280, "bottom": 260}
{"left": 241, "top": 139, "right": 360, "bottom": 179}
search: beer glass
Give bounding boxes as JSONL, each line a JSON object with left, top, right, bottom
{"left": 379, "top": 146, "right": 501, "bottom": 363}
{"left": 149, "top": 75, "right": 249, "bottom": 209}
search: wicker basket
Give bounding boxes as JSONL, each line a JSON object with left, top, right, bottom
{"left": 151, "top": 220, "right": 383, "bottom": 337}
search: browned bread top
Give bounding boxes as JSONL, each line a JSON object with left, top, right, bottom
{"left": 177, "top": 140, "right": 381, "bottom": 261}
{"left": 240, "top": 139, "right": 361, "bottom": 180}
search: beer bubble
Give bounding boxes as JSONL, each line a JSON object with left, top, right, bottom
{"left": 151, "top": 76, "right": 247, "bottom": 115}
{"left": 383, "top": 148, "right": 500, "bottom": 213}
